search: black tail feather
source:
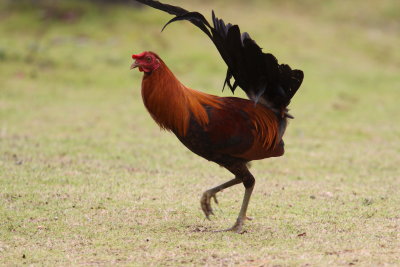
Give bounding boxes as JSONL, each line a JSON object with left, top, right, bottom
{"left": 162, "top": 12, "right": 213, "bottom": 39}
{"left": 135, "top": 0, "right": 188, "bottom": 16}
{"left": 134, "top": 0, "right": 304, "bottom": 112}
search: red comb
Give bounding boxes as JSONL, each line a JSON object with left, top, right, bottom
{"left": 132, "top": 52, "right": 146, "bottom": 59}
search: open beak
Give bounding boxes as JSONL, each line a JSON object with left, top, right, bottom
{"left": 130, "top": 61, "right": 139, "bottom": 70}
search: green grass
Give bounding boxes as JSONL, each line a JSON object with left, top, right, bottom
{"left": 1, "top": 0, "right": 400, "bottom": 265}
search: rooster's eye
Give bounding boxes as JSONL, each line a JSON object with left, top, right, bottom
{"left": 146, "top": 56, "right": 152, "bottom": 63}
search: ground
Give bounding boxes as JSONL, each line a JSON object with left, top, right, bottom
{"left": 0, "top": 0, "right": 399, "bottom": 266}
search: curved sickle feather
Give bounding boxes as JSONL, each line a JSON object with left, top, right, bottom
{"left": 162, "top": 12, "right": 213, "bottom": 39}
{"left": 135, "top": 0, "right": 188, "bottom": 15}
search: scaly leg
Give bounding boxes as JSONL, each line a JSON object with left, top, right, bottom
{"left": 221, "top": 163, "right": 256, "bottom": 233}
{"left": 200, "top": 177, "right": 241, "bottom": 219}
{"left": 222, "top": 184, "right": 254, "bottom": 233}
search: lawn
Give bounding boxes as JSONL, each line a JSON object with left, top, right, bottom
{"left": 0, "top": 0, "right": 399, "bottom": 266}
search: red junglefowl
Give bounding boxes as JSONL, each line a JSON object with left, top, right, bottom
{"left": 131, "top": 0, "right": 304, "bottom": 233}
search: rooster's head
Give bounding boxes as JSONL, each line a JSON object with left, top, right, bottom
{"left": 131, "top": 51, "right": 161, "bottom": 73}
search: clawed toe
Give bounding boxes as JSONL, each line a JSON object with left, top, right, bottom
{"left": 200, "top": 190, "right": 218, "bottom": 219}
{"left": 214, "top": 218, "right": 245, "bottom": 234}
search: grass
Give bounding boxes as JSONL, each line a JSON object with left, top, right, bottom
{"left": 1, "top": 0, "right": 400, "bottom": 265}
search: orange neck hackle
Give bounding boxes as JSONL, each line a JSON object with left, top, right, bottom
{"left": 140, "top": 61, "right": 222, "bottom": 136}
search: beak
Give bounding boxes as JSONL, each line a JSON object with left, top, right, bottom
{"left": 130, "top": 61, "right": 139, "bottom": 70}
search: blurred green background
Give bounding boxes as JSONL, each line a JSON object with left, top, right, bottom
{"left": 1, "top": 0, "right": 399, "bottom": 265}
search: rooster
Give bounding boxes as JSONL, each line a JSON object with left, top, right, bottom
{"left": 131, "top": 0, "right": 304, "bottom": 233}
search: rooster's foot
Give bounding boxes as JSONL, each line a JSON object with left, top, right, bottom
{"left": 216, "top": 217, "right": 246, "bottom": 234}
{"left": 200, "top": 190, "right": 219, "bottom": 219}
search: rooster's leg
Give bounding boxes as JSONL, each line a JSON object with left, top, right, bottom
{"left": 223, "top": 184, "right": 254, "bottom": 233}
{"left": 200, "top": 177, "right": 241, "bottom": 219}
{"left": 221, "top": 163, "right": 255, "bottom": 233}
